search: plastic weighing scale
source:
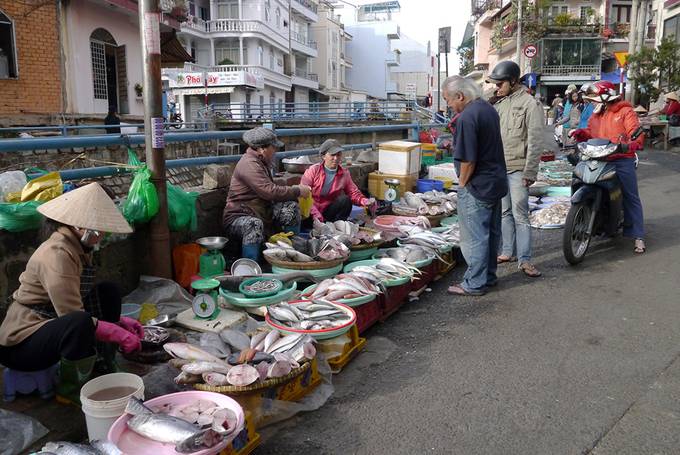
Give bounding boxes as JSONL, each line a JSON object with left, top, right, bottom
{"left": 384, "top": 178, "right": 401, "bottom": 203}
{"left": 196, "top": 236, "right": 228, "bottom": 278}
{"left": 175, "top": 278, "right": 247, "bottom": 333}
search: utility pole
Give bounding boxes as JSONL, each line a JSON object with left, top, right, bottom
{"left": 515, "top": 0, "right": 523, "bottom": 64}
{"left": 138, "top": 0, "right": 172, "bottom": 278}
{"left": 445, "top": 39, "right": 449, "bottom": 78}
{"left": 437, "top": 53, "right": 441, "bottom": 113}
{"left": 626, "top": 0, "right": 640, "bottom": 102}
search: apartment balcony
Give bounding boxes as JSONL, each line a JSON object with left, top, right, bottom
{"left": 291, "top": 0, "right": 319, "bottom": 22}
{"left": 292, "top": 68, "right": 319, "bottom": 90}
{"left": 179, "top": 19, "right": 289, "bottom": 52}
{"left": 540, "top": 64, "right": 601, "bottom": 78}
{"left": 386, "top": 24, "right": 400, "bottom": 40}
{"left": 291, "top": 31, "right": 318, "bottom": 58}
{"left": 386, "top": 81, "right": 398, "bottom": 93}
{"left": 386, "top": 49, "right": 401, "bottom": 67}
{"left": 340, "top": 52, "right": 353, "bottom": 68}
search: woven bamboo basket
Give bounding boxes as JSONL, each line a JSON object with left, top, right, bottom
{"left": 193, "top": 361, "right": 311, "bottom": 394}
{"left": 391, "top": 206, "right": 447, "bottom": 227}
{"left": 263, "top": 256, "right": 346, "bottom": 270}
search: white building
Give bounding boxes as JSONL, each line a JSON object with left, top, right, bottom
{"left": 389, "top": 34, "right": 433, "bottom": 102}
{"left": 310, "top": 1, "right": 366, "bottom": 106}
{"left": 165, "top": 0, "right": 321, "bottom": 122}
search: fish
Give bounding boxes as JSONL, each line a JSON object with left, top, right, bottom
{"left": 249, "top": 331, "right": 267, "bottom": 349}
{"left": 267, "top": 305, "right": 299, "bottom": 322}
{"left": 227, "top": 351, "right": 274, "bottom": 365}
{"left": 263, "top": 329, "right": 280, "bottom": 352}
{"left": 199, "top": 332, "right": 231, "bottom": 359}
{"left": 273, "top": 352, "right": 300, "bottom": 369}
{"left": 267, "top": 360, "right": 292, "bottom": 378}
{"left": 125, "top": 397, "right": 223, "bottom": 453}
{"left": 202, "top": 372, "right": 231, "bottom": 386}
{"left": 91, "top": 441, "right": 122, "bottom": 455}
{"left": 182, "top": 361, "right": 232, "bottom": 375}
{"left": 39, "top": 442, "right": 102, "bottom": 455}
{"left": 168, "top": 358, "right": 191, "bottom": 369}
{"left": 255, "top": 361, "right": 271, "bottom": 381}
{"left": 164, "top": 343, "right": 224, "bottom": 363}
{"left": 211, "top": 408, "right": 240, "bottom": 436}
{"left": 174, "top": 371, "right": 203, "bottom": 385}
{"left": 226, "top": 364, "right": 260, "bottom": 386}
{"left": 265, "top": 333, "right": 304, "bottom": 354}
{"left": 218, "top": 329, "right": 251, "bottom": 351}
{"left": 216, "top": 272, "right": 319, "bottom": 292}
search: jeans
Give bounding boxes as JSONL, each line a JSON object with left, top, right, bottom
{"left": 458, "top": 187, "right": 502, "bottom": 292}
{"left": 614, "top": 158, "right": 645, "bottom": 239}
{"left": 500, "top": 171, "right": 532, "bottom": 263}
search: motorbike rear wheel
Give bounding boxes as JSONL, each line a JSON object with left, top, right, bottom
{"left": 563, "top": 201, "right": 592, "bottom": 265}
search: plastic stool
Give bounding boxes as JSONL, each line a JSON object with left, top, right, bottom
{"left": 3, "top": 364, "right": 58, "bottom": 402}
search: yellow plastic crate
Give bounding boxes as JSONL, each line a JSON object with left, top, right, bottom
{"left": 324, "top": 325, "right": 367, "bottom": 374}
{"left": 433, "top": 249, "right": 457, "bottom": 281}
{"left": 220, "top": 411, "right": 260, "bottom": 455}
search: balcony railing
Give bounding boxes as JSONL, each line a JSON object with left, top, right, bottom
{"left": 540, "top": 65, "right": 600, "bottom": 76}
{"left": 294, "top": 68, "right": 318, "bottom": 81}
{"left": 340, "top": 52, "right": 352, "bottom": 64}
{"left": 183, "top": 16, "right": 208, "bottom": 32}
{"left": 181, "top": 19, "right": 289, "bottom": 49}
{"left": 292, "top": 0, "right": 318, "bottom": 14}
{"left": 291, "top": 31, "right": 318, "bottom": 49}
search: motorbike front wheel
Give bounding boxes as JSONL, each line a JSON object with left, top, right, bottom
{"left": 563, "top": 201, "right": 592, "bottom": 265}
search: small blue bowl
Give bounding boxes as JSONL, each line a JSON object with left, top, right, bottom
{"left": 121, "top": 303, "right": 141, "bottom": 320}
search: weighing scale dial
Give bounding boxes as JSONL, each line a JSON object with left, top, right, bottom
{"left": 192, "top": 293, "right": 218, "bottom": 319}
{"left": 384, "top": 187, "right": 397, "bottom": 202}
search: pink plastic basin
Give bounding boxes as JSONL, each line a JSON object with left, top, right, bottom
{"left": 107, "top": 390, "right": 245, "bottom": 455}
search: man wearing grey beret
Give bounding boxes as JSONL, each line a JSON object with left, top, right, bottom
{"left": 300, "top": 139, "right": 375, "bottom": 222}
{"left": 223, "top": 127, "right": 312, "bottom": 260}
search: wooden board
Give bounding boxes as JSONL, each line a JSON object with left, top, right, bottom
{"left": 175, "top": 307, "right": 248, "bottom": 333}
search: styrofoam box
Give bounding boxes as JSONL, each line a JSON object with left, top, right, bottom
{"left": 378, "top": 141, "right": 422, "bottom": 175}
{"left": 428, "top": 163, "right": 459, "bottom": 183}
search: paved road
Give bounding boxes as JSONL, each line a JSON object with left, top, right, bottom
{"left": 258, "top": 147, "right": 680, "bottom": 454}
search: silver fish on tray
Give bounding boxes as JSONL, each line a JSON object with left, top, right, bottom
{"left": 125, "top": 397, "right": 223, "bottom": 453}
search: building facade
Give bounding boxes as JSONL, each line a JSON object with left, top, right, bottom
{"left": 467, "top": 0, "right": 656, "bottom": 99}
{"left": 0, "top": 0, "right": 62, "bottom": 124}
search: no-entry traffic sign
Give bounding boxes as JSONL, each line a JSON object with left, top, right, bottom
{"left": 524, "top": 44, "right": 537, "bottom": 59}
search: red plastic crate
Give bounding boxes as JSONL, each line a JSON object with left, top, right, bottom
{"left": 353, "top": 297, "right": 381, "bottom": 334}
{"left": 379, "top": 282, "right": 411, "bottom": 321}
{"left": 410, "top": 262, "right": 436, "bottom": 293}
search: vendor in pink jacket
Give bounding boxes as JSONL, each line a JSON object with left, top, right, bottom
{"left": 300, "top": 139, "right": 375, "bottom": 222}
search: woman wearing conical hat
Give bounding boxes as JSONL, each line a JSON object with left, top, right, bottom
{"left": 0, "top": 183, "right": 143, "bottom": 404}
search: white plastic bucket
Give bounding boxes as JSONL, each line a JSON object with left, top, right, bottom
{"left": 80, "top": 373, "right": 144, "bottom": 441}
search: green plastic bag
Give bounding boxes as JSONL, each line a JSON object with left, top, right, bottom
{"left": 123, "top": 150, "right": 159, "bottom": 224}
{"left": 167, "top": 183, "right": 198, "bottom": 231}
{"left": 0, "top": 201, "right": 44, "bottom": 232}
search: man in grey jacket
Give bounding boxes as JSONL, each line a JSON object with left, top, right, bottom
{"left": 487, "top": 61, "right": 544, "bottom": 277}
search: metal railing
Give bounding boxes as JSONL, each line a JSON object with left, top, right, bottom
{"left": 291, "top": 0, "right": 318, "bottom": 14}
{"left": 293, "top": 68, "right": 318, "bottom": 81}
{"left": 291, "top": 31, "right": 317, "bottom": 49}
{"left": 0, "top": 123, "right": 446, "bottom": 182}
{"left": 540, "top": 65, "right": 600, "bottom": 76}
{"left": 181, "top": 19, "right": 289, "bottom": 49}
{"left": 195, "top": 100, "right": 417, "bottom": 123}
{"left": 0, "top": 122, "right": 208, "bottom": 137}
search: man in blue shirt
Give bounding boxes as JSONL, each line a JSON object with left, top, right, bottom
{"left": 442, "top": 75, "right": 508, "bottom": 296}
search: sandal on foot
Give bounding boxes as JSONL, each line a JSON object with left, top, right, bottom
{"left": 497, "top": 255, "right": 517, "bottom": 264}
{"left": 634, "top": 239, "right": 646, "bottom": 254}
{"left": 519, "top": 262, "right": 542, "bottom": 277}
{"left": 447, "top": 284, "right": 486, "bottom": 296}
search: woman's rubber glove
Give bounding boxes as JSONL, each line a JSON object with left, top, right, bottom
{"left": 569, "top": 129, "right": 591, "bottom": 143}
{"left": 118, "top": 316, "right": 145, "bottom": 339}
{"left": 95, "top": 320, "right": 141, "bottom": 354}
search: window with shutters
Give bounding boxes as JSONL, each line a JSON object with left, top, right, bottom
{"left": 0, "top": 10, "right": 18, "bottom": 78}
{"left": 217, "top": 0, "right": 238, "bottom": 19}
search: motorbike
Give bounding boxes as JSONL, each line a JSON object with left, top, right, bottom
{"left": 562, "top": 129, "right": 642, "bottom": 265}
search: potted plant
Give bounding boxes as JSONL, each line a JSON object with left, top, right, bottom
{"left": 169, "top": 0, "right": 188, "bottom": 22}
{"left": 134, "top": 83, "right": 143, "bottom": 98}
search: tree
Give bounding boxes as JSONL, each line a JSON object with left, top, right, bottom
{"left": 627, "top": 38, "right": 680, "bottom": 107}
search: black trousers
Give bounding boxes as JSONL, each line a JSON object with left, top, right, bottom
{"left": 322, "top": 194, "right": 353, "bottom": 222}
{"left": 0, "top": 282, "right": 122, "bottom": 371}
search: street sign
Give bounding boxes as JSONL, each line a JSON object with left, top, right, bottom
{"left": 523, "top": 44, "right": 537, "bottom": 59}
{"left": 614, "top": 51, "right": 629, "bottom": 67}
{"left": 438, "top": 27, "right": 451, "bottom": 54}
{"left": 524, "top": 72, "right": 537, "bottom": 88}
{"left": 405, "top": 83, "right": 417, "bottom": 100}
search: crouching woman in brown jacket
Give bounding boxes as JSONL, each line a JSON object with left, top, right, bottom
{"left": 223, "top": 127, "right": 311, "bottom": 261}
{"left": 0, "top": 183, "right": 143, "bottom": 404}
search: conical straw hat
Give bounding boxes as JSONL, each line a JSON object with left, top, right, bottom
{"left": 37, "top": 182, "right": 133, "bottom": 233}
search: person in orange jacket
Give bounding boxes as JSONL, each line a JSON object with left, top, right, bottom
{"left": 570, "top": 81, "right": 646, "bottom": 254}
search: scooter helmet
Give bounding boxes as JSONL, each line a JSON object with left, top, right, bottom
{"left": 578, "top": 83, "right": 592, "bottom": 94}
{"left": 584, "top": 81, "right": 620, "bottom": 103}
{"left": 565, "top": 84, "right": 578, "bottom": 95}
{"left": 486, "top": 61, "right": 521, "bottom": 85}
